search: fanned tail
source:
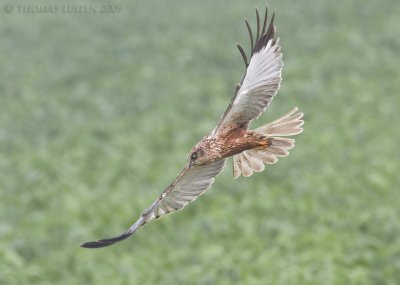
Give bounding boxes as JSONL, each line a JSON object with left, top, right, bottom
{"left": 233, "top": 107, "right": 304, "bottom": 178}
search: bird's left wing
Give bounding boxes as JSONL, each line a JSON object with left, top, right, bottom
{"left": 81, "top": 159, "right": 226, "bottom": 248}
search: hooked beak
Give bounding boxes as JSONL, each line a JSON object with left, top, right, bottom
{"left": 188, "top": 160, "right": 195, "bottom": 168}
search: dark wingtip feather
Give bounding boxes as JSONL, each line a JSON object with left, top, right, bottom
{"left": 80, "top": 241, "right": 114, "bottom": 249}
{"left": 236, "top": 43, "right": 248, "bottom": 67}
{"left": 244, "top": 19, "right": 254, "bottom": 53}
{"left": 81, "top": 216, "right": 144, "bottom": 249}
{"left": 255, "top": 7, "right": 261, "bottom": 43}
{"left": 261, "top": 5, "right": 268, "bottom": 36}
{"left": 80, "top": 232, "right": 132, "bottom": 249}
{"left": 236, "top": 4, "right": 278, "bottom": 68}
{"left": 253, "top": 10, "right": 276, "bottom": 54}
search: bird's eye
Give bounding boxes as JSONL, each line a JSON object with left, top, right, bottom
{"left": 191, "top": 152, "right": 198, "bottom": 160}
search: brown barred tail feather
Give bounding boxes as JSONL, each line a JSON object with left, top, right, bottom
{"left": 233, "top": 107, "right": 304, "bottom": 178}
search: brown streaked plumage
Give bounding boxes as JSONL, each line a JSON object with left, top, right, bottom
{"left": 81, "top": 4, "right": 304, "bottom": 249}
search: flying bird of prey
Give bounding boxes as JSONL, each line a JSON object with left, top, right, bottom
{"left": 81, "top": 5, "right": 304, "bottom": 248}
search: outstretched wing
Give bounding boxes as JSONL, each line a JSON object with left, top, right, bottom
{"left": 81, "top": 159, "right": 226, "bottom": 248}
{"left": 213, "top": 6, "right": 282, "bottom": 135}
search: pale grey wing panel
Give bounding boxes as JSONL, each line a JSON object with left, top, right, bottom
{"left": 212, "top": 8, "right": 282, "bottom": 136}
{"left": 146, "top": 159, "right": 227, "bottom": 222}
{"left": 81, "top": 159, "right": 226, "bottom": 248}
{"left": 219, "top": 38, "right": 282, "bottom": 128}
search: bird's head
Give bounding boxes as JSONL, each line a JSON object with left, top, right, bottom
{"left": 188, "top": 147, "right": 204, "bottom": 167}
{"left": 188, "top": 147, "right": 206, "bottom": 167}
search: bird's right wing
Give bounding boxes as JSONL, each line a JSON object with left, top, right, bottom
{"left": 213, "top": 5, "right": 282, "bottom": 136}
{"left": 81, "top": 159, "right": 226, "bottom": 248}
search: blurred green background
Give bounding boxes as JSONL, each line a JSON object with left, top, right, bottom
{"left": 1, "top": 0, "right": 399, "bottom": 284}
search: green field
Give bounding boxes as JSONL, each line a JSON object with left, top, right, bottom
{"left": 1, "top": 0, "right": 400, "bottom": 284}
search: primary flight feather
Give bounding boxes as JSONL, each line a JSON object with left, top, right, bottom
{"left": 81, "top": 4, "right": 304, "bottom": 249}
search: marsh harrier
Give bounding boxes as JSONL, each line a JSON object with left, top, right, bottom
{"left": 81, "top": 5, "right": 304, "bottom": 248}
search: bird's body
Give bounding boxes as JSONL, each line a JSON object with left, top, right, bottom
{"left": 81, "top": 4, "right": 304, "bottom": 249}
{"left": 192, "top": 128, "right": 270, "bottom": 166}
